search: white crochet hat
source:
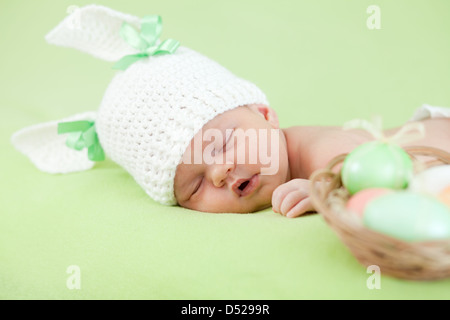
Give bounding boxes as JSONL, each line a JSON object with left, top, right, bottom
{"left": 11, "top": 4, "right": 268, "bottom": 205}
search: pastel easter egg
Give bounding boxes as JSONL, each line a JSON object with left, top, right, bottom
{"left": 408, "top": 165, "right": 450, "bottom": 195}
{"left": 341, "top": 141, "right": 413, "bottom": 195}
{"left": 363, "top": 191, "right": 450, "bottom": 242}
{"left": 346, "top": 188, "right": 392, "bottom": 217}
{"left": 439, "top": 186, "right": 450, "bottom": 208}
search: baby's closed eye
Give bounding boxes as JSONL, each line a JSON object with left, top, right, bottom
{"left": 215, "top": 128, "right": 235, "bottom": 155}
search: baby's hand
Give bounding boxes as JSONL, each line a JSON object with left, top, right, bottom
{"left": 271, "top": 179, "right": 315, "bottom": 218}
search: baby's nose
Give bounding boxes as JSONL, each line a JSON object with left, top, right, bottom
{"left": 208, "top": 163, "right": 235, "bottom": 188}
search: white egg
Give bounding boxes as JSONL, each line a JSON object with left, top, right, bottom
{"left": 409, "top": 165, "right": 450, "bottom": 195}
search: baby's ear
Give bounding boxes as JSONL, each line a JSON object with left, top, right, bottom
{"left": 248, "top": 104, "right": 280, "bottom": 129}
{"left": 45, "top": 4, "right": 140, "bottom": 62}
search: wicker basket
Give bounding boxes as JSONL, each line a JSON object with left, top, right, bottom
{"left": 309, "top": 146, "right": 450, "bottom": 280}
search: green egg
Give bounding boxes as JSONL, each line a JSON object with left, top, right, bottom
{"left": 363, "top": 191, "right": 450, "bottom": 242}
{"left": 341, "top": 141, "right": 413, "bottom": 195}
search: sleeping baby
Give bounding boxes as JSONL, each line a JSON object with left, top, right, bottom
{"left": 11, "top": 5, "right": 450, "bottom": 218}
{"left": 174, "top": 103, "right": 450, "bottom": 217}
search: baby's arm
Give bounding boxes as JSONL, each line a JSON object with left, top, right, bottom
{"left": 274, "top": 126, "right": 368, "bottom": 217}
{"left": 274, "top": 118, "right": 450, "bottom": 218}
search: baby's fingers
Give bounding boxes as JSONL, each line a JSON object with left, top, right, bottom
{"left": 272, "top": 179, "right": 309, "bottom": 213}
{"left": 279, "top": 190, "right": 308, "bottom": 216}
{"left": 286, "top": 197, "right": 314, "bottom": 218}
{"left": 272, "top": 186, "right": 292, "bottom": 213}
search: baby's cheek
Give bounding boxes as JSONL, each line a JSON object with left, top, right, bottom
{"left": 192, "top": 188, "right": 238, "bottom": 213}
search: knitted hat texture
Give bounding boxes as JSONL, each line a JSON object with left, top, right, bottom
{"left": 11, "top": 4, "right": 268, "bottom": 205}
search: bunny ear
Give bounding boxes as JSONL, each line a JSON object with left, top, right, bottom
{"left": 45, "top": 4, "right": 140, "bottom": 62}
{"left": 11, "top": 112, "right": 98, "bottom": 174}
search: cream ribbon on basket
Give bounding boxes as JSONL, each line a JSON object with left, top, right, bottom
{"left": 343, "top": 116, "right": 426, "bottom": 146}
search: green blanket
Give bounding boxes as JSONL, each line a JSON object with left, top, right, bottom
{"left": 2, "top": 0, "right": 450, "bottom": 299}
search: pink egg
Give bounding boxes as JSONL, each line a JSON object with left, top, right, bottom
{"left": 439, "top": 186, "right": 450, "bottom": 208}
{"left": 346, "top": 188, "right": 392, "bottom": 217}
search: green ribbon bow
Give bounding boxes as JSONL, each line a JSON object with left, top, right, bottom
{"left": 113, "top": 15, "right": 180, "bottom": 70}
{"left": 57, "top": 120, "right": 105, "bottom": 161}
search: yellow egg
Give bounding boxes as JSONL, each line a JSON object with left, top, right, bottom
{"left": 409, "top": 165, "right": 450, "bottom": 195}
{"left": 439, "top": 186, "right": 450, "bottom": 208}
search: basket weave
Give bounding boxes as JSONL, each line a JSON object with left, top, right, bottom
{"left": 309, "top": 146, "right": 450, "bottom": 280}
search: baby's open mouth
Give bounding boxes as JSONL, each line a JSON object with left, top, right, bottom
{"left": 238, "top": 180, "right": 249, "bottom": 191}
{"left": 233, "top": 174, "right": 260, "bottom": 197}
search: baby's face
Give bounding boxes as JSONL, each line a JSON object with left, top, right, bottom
{"left": 174, "top": 105, "right": 290, "bottom": 213}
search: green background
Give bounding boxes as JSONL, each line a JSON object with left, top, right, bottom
{"left": 1, "top": 0, "right": 449, "bottom": 299}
